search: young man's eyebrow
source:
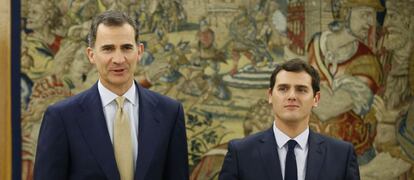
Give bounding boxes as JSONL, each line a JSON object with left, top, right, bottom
{"left": 276, "top": 84, "right": 289, "bottom": 87}
{"left": 294, "top": 85, "right": 309, "bottom": 89}
{"left": 276, "top": 84, "right": 310, "bottom": 89}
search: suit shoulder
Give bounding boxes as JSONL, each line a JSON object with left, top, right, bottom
{"left": 229, "top": 130, "right": 269, "bottom": 150}
{"left": 47, "top": 89, "right": 90, "bottom": 111}
{"left": 316, "top": 132, "right": 353, "bottom": 150}
{"left": 142, "top": 87, "right": 181, "bottom": 106}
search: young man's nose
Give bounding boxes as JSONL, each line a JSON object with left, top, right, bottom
{"left": 287, "top": 90, "right": 297, "bottom": 100}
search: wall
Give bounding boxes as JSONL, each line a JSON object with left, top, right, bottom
{"left": 18, "top": 0, "right": 414, "bottom": 179}
{"left": 0, "top": 0, "right": 12, "bottom": 179}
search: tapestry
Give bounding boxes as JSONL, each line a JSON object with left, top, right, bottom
{"left": 20, "top": 0, "right": 414, "bottom": 179}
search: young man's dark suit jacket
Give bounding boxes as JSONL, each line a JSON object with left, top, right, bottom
{"left": 219, "top": 128, "right": 360, "bottom": 180}
{"left": 34, "top": 82, "right": 189, "bottom": 180}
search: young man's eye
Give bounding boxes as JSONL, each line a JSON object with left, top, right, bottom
{"left": 297, "top": 88, "right": 308, "bottom": 93}
{"left": 278, "top": 87, "right": 287, "bottom": 91}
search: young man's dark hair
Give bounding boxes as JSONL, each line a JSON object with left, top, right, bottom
{"left": 88, "top": 10, "right": 139, "bottom": 47}
{"left": 269, "top": 58, "right": 320, "bottom": 95}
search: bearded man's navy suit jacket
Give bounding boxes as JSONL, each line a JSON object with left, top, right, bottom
{"left": 219, "top": 128, "right": 360, "bottom": 180}
{"left": 34, "top": 83, "right": 189, "bottom": 180}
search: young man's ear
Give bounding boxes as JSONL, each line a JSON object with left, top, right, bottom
{"left": 86, "top": 47, "right": 95, "bottom": 64}
{"left": 268, "top": 88, "right": 273, "bottom": 104}
{"left": 313, "top": 91, "right": 321, "bottom": 107}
